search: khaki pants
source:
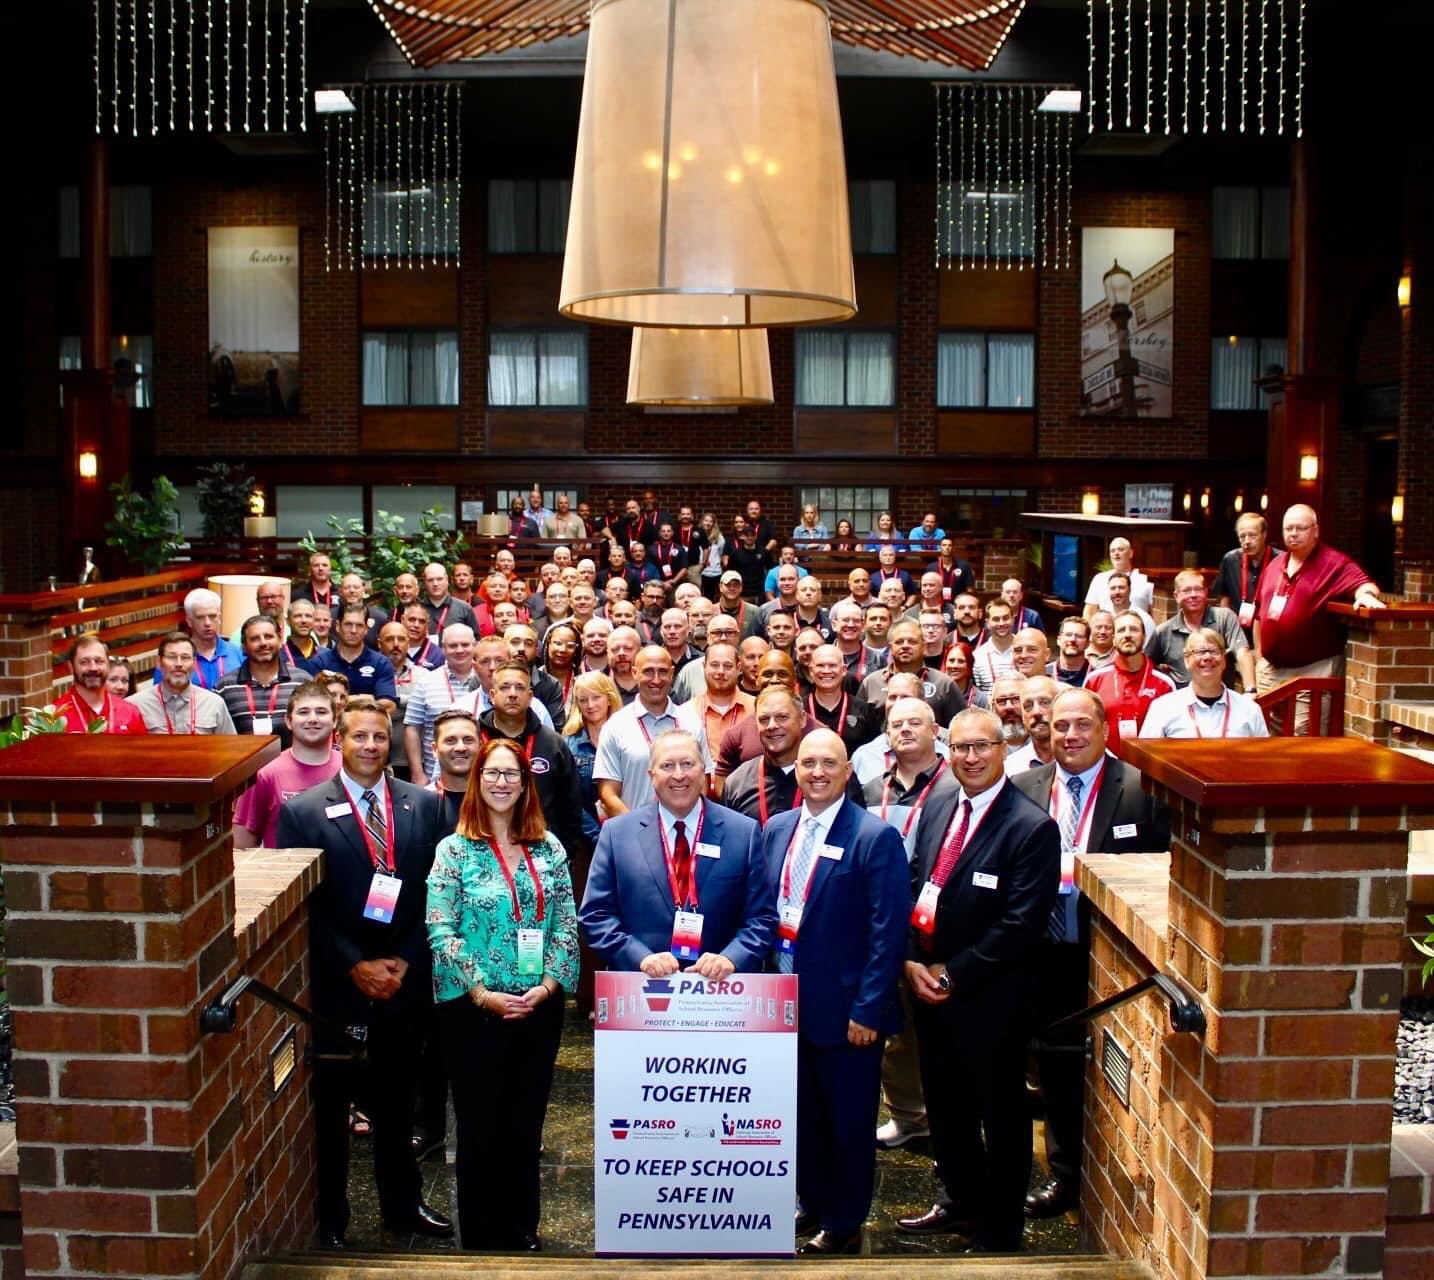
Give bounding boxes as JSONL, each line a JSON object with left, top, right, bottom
{"left": 1256, "top": 654, "right": 1342, "bottom": 735}
{"left": 881, "top": 983, "right": 927, "bottom": 1132}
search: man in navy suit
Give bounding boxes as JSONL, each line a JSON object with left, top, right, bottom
{"left": 897, "top": 706, "right": 1059, "bottom": 1253}
{"left": 580, "top": 729, "right": 774, "bottom": 979}
{"left": 762, "top": 728, "right": 910, "bottom": 1256}
{"left": 274, "top": 696, "right": 452, "bottom": 1249}
{"left": 1012, "top": 687, "right": 1170, "bottom": 1219}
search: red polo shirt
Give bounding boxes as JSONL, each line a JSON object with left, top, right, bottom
{"left": 54, "top": 690, "right": 148, "bottom": 735}
{"left": 1085, "top": 658, "right": 1174, "bottom": 744}
{"left": 1254, "top": 543, "right": 1372, "bottom": 668}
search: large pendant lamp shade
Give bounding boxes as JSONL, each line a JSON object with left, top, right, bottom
{"left": 559, "top": 0, "right": 857, "bottom": 328}
{"left": 627, "top": 328, "right": 775, "bottom": 406}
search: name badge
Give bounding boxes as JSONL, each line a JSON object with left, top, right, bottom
{"left": 1113, "top": 823, "right": 1138, "bottom": 840}
{"left": 942, "top": 586, "right": 953, "bottom": 601}
{"left": 973, "top": 871, "right": 999, "bottom": 890}
{"left": 1118, "top": 717, "right": 1139, "bottom": 739}
{"left": 516, "top": 927, "right": 545, "bottom": 977}
{"left": 661, "top": 564, "right": 673, "bottom": 578}
{"left": 671, "top": 909, "right": 704, "bottom": 960}
{"left": 695, "top": 841, "right": 722, "bottom": 859}
{"left": 362, "top": 871, "right": 402, "bottom": 923}
{"left": 253, "top": 716, "right": 274, "bottom": 736}
{"left": 912, "top": 879, "right": 942, "bottom": 933}
{"left": 776, "top": 904, "right": 801, "bottom": 955}
{"left": 1238, "top": 600, "right": 1255, "bottom": 626}
{"left": 532, "top": 856, "right": 549, "bottom": 871}
{"left": 325, "top": 801, "right": 353, "bottom": 819}
{"left": 1267, "top": 594, "right": 1287, "bottom": 620}
{"left": 818, "top": 843, "right": 844, "bottom": 861}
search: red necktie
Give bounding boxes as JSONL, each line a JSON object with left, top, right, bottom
{"left": 672, "top": 819, "right": 693, "bottom": 908}
{"left": 929, "top": 799, "right": 972, "bottom": 889}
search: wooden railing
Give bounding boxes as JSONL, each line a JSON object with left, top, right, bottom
{"left": 1255, "top": 677, "right": 1346, "bottom": 737}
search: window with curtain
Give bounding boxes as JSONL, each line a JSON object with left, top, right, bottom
{"left": 937, "top": 183, "right": 1034, "bottom": 261}
{"left": 59, "top": 185, "right": 153, "bottom": 258}
{"left": 487, "top": 179, "right": 572, "bottom": 253}
{"left": 60, "top": 335, "right": 154, "bottom": 407}
{"left": 795, "top": 331, "right": 895, "bottom": 406}
{"left": 362, "top": 331, "right": 460, "bottom": 406}
{"left": 1211, "top": 336, "right": 1286, "bottom": 409}
{"left": 487, "top": 331, "right": 587, "bottom": 406}
{"left": 937, "top": 332, "right": 1035, "bottom": 407}
{"left": 362, "top": 180, "right": 461, "bottom": 259}
{"left": 1213, "top": 185, "right": 1289, "bottom": 260}
{"left": 849, "top": 181, "right": 897, "bottom": 254}
{"left": 799, "top": 487, "right": 890, "bottom": 536}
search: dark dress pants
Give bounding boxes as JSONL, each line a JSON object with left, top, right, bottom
{"left": 796, "top": 1035, "right": 884, "bottom": 1236}
{"left": 440, "top": 991, "right": 565, "bottom": 1250}
{"left": 914, "top": 997, "right": 1030, "bottom": 1251}
{"left": 314, "top": 995, "right": 426, "bottom": 1238}
{"left": 1035, "top": 939, "right": 1091, "bottom": 1186}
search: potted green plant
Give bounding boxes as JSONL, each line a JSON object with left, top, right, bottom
{"left": 195, "top": 461, "right": 257, "bottom": 539}
{"left": 105, "top": 475, "right": 184, "bottom": 575}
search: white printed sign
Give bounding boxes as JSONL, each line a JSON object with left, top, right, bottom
{"left": 593, "top": 970, "right": 798, "bottom": 1257}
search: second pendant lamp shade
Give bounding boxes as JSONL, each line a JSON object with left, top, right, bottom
{"left": 627, "top": 328, "right": 774, "bottom": 405}
{"left": 559, "top": 0, "right": 857, "bottom": 328}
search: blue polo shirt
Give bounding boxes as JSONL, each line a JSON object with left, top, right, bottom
{"left": 314, "top": 644, "right": 397, "bottom": 700}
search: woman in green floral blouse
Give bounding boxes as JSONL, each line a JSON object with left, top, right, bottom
{"left": 426, "top": 738, "right": 580, "bottom": 1251}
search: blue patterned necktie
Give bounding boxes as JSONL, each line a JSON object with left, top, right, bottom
{"left": 1047, "top": 774, "right": 1082, "bottom": 942}
{"left": 777, "top": 817, "right": 820, "bottom": 974}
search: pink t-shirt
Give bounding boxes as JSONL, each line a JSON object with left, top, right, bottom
{"left": 234, "top": 749, "right": 341, "bottom": 848}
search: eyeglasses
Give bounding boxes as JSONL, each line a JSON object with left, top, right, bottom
{"left": 1283, "top": 523, "right": 1314, "bottom": 534}
{"left": 1186, "top": 648, "right": 1223, "bottom": 660}
{"left": 952, "top": 740, "right": 1002, "bottom": 756}
{"left": 480, "top": 768, "right": 522, "bottom": 784}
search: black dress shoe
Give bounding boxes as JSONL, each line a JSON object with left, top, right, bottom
{"left": 412, "top": 1132, "right": 446, "bottom": 1163}
{"left": 385, "top": 1201, "right": 454, "bottom": 1237}
{"left": 319, "top": 1231, "right": 348, "bottom": 1251}
{"left": 521, "top": 1234, "right": 542, "bottom": 1251}
{"left": 798, "top": 1228, "right": 862, "bottom": 1255}
{"left": 794, "top": 1209, "right": 819, "bottom": 1236}
{"left": 895, "top": 1204, "right": 974, "bottom": 1234}
{"left": 1024, "top": 1175, "right": 1078, "bottom": 1219}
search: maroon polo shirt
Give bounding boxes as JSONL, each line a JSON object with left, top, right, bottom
{"left": 1254, "top": 543, "right": 1372, "bottom": 668}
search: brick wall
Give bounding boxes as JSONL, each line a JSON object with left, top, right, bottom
{"left": 1342, "top": 610, "right": 1434, "bottom": 744}
{"left": 0, "top": 763, "right": 315, "bottom": 1279}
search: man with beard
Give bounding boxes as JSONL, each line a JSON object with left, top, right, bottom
{"left": 580, "top": 617, "right": 612, "bottom": 673}
{"left": 127, "top": 632, "right": 236, "bottom": 735}
{"left": 1003, "top": 676, "right": 1060, "bottom": 774}
{"left": 1084, "top": 612, "right": 1175, "bottom": 743}
{"left": 56, "top": 634, "right": 148, "bottom": 733}
{"left": 1053, "top": 617, "right": 1091, "bottom": 687}
{"left": 1104, "top": 573, "right": 1156, "bottom": 643}
{"left": 951, "top": 593, "right": 986, "bottom": 648}
{"left": 503, "top": 622, "right": 567, "bottom": 726}
{"left": 606, "top": 625, "right": 642, "bottom": 703}
{"left": 988, "top": 675, "right": 1029, "bottom": 750}
{"left": 377, "top": 620, "right": 418, "bottom": 780}
{"left": 717, "top": 569, "right": 762, "bottom": 638}
{"left": 399, "top": 602, "right": 443, "bottom": 672}
{"left": 217, "top": 616, "right": 304, "bottom": 744}
{"left": 676, "top": 643, "right": 752, "bottom": 766}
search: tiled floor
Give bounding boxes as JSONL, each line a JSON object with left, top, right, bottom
{"left": 345, "top": 1011, "right": 1081, "bottom": 1257}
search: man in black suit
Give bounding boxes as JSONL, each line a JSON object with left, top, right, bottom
{"left": 897, "top": 707, "right": 1059, "bottom": 1253}
{"left": 275, "top": 696, "right": 453, "bottom": 1249}
{"left": 1012, "top": 686, "right": 1171, "bottom": 1219}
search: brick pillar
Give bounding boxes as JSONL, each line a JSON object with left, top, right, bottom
{"left": 0, "top": 609, "right": 54, "bottom": 721}
{"left": 1122, "top": 738, "right": 1431, "bottom": 1280}
{"left": 1338, "top": 602, "right": 1434, "bottom": 744}
{"left": 0, "top": 736, "right": 282, "bottom": 1280}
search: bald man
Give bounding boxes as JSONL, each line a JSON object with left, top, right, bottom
{"left": 763, "top": 729, "right": 910, "bottom": 1255}
{"left": 1083, "top": 537, "right": 1153, "bottom": 619}
{"left": 1253, "top": 504, "right": 1382, "bottom": 733}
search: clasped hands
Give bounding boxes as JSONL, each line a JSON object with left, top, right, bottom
{"left": 470, "top": 981, "right": 556, "bottom": 1020}
{"left": 351, "top": 957, "right": 408, "bottom": 1000}
{"left": 639, "top": 951, "right": 735, "bottom": 980}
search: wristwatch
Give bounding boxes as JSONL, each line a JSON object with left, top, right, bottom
{"left": 936, "top": 970, "right": 951, "bottom": 992}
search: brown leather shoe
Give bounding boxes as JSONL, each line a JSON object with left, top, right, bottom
{"left": 896, "top": 1203, "right": 975, "bottom": 1234}
{"left": 798, "top": 1228, "right": 863, "bottom": 1255}
{"left": 1024, "top": 1175, "right": 1078, "bottom": 1219}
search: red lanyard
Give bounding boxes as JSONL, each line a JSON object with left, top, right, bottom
{"left": 243, "top": 683, "right": 281, "bottom": 721}
{"left": 443, "top": 665, "right": 471, "bottom": 701}
{"left": 678, "top": 527, "right": 694, "bottom": 548}
{"left": 312, "top": 586, "right": 330, "bottom": 608}
{"left": 281, "top": 642, "right": 304, "bottom": 667}
{"left": 756, "top": 756, "right": 803, "bottom": 827}
{"left": 160, "top": 688, "right": 198, "bottom": 735}
{"left": 659, "top": 803, "right": 705, "bottom": 910}
{"left": 194, "top": 654, "right": 224, "bottom": 689}
{"left": 1186, "top": 696, "right": 1233, "bottom": 739}
{"left": 68, "top": 691, "right": 115, "bottom": 731}
{"left": 491, "top": 841, "right": 545, "bottom": 923}
{"left": 1049, "top": 762, "right": 1105, "bottom": 851}
{"left": 780, "top": 815, "right": 824, "bottom": 905}
{"left": 1117, "top": 660, "right": 1158, "bottom": 707}
{"left": 808, "top": 690, "right": 848, "bottom": 731}
{"left": 483, "top": 727, "right": 536, "bottom": 760}
{"left": 880, "top": 760, "right": 947, "bottom": 836}
{"left": 656, "top": 543, "right": 674, "bottom": 563}
{"left": 559, "top": 670, "right": 575, "bottom": 706}
{"left": 1240, "top": 548, "right": 1270, "bottom": 601}
{"left": 353, "top": 781, "right": 395, "bottom": 873}
{"left": 637, "top": 709, "right": 673, "bottom": 744}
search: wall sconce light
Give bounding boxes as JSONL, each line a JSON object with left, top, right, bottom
{"left": 78, "top": 450, "right": 98, "bottom": 480}
{"left": 1181, "top": 490, "right": 1192, "bottom": 514}
{"left": 1398, "top": 275, "right": 1412, "bottom": 309}
{"left": 1233, "top": 491, "right": 1244, "bottom": 514}
{"left": 1260, "top": 490, "right": 1269, "bottom": 511}
{"left": 1199, "top": 488, "right": 1211, "bottom": 511}
{"left": 1299, "top": 453, "right": 1319, "bottom": 481}
{"left": 1080, "top": 489, "right": 1101, "bottom": 516}
{"left": 1391, "top": 494, "right": 1405, "bottom": 524}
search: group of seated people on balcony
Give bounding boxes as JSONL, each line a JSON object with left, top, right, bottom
{"left": 51, "top": 491, "right": 1381, "bottom": 1255}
